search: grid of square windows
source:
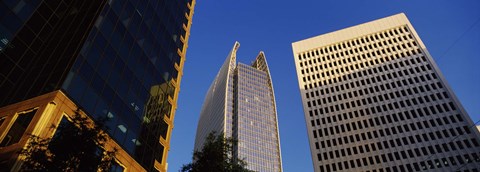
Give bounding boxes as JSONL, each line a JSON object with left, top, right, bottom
{"left": 234, "top": 63, "right": 281, "bottom": 172}
{"left": 296, "top": 25, "right": 480, "bottom": 171}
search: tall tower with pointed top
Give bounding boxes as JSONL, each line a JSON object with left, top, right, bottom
{"left": 194, "top": 42, "right": 283, "bottom": 172}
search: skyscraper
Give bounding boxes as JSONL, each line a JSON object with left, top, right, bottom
{"left": 292, "top": 13, "right": 480, "bottom": 171}
{"left": 0, "top": 0, "right": 195, "bottom": 171}
{"left": 194, "top": 42, "right": 283, "bottom": 172}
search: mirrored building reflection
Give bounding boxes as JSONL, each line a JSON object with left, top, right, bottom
{"left": 0, "top": 0, "right": 195, "bottom": 171}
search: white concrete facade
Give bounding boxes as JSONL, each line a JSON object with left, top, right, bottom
{"left": 293, "top": 13, "right": 480, "bottom": 172}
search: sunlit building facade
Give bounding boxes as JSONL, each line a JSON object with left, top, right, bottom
{"left": 293, "top": 13, "right": 480, "bottom": 171}
{"left": 0, "top": 91, "right": 144, "bottom": 171}
{"left": 0, "top": 0, "right": 195, "bottom": 171}
{"left": 194, "top": 42, "right": 283, "bottom": 172}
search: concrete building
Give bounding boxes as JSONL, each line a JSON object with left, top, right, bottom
{"left": 0, "top": 0, "right": 195, "bottom": 171}
{"left": 194, "top": 42, "right": 283, "bottom": 172}
{"left": 292, "top": 13, "right": 480, "bottom": 171}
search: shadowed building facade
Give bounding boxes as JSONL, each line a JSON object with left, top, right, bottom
{"left": 293, "top": 13, "right": 480, "bottom": 171}
{"left": 0, "top": 0, "right": 195, "bottom": 171}
{"left": 194, "top": 42, "right": 283, "bottom": 172}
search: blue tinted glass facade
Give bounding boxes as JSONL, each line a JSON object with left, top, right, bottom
{"left": 195, "top": 43, "right": 283, "bottom": 172}
{"left": 0, "top": 0, "right": 195, "bottom": 171}
{"left": 234, "top": 63, "right": 282, "bottom": 171}
{"left": 62, "top": 0, "right": 194, "bottom": 170}
{"left": 0, "top": 0, "right": 41, "bottom": 46}
{"left": 0, "top": 0, "right": 108, "bottom": 106}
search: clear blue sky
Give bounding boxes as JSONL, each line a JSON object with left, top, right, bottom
{"left": 169, "top": 1, "right": 480, "bottom": 171}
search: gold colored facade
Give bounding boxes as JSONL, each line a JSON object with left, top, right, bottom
{"left": 0, "top": 91, "right": 145, "bottom": 171}
{"left": 153, "top": 0, "right": 196, "bottom": 171}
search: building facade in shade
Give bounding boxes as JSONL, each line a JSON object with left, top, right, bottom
{"left": 194, "top": 42, "right": 283, "bottom": 172}
{"left": 292, "top": 13, "right": 480, "bottom": 172}
{"left": 0, "top": 0, "right": 195, "bottom": 171}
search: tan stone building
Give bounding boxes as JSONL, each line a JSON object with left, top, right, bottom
{"left": 293, "top": 13, "right": 480, "bottom": 171}
{"left": 0, "top": 91, "right": 144, "bottom": 171}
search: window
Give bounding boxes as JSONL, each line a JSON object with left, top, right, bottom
{"left": 0, "top": 117, "right": 5, "bottom": 127}
{"left": 109, "top": 160, "right": 124, "bottom": 172}
{"left": 0, "top": 109, "right": 37, "bottom": 147}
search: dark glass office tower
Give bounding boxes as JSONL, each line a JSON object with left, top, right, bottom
{"left": 0, "top": 0, "right": 195, "bottom": 171}
{"left": 0, "top": 0, "right": 108, "bottom": 106}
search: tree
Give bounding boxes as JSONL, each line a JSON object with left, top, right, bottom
{"left": 19, "top": 111, "right": 116, "bottom": 171}
{"left": 181, "top": 132, "right": 254, "bottom": 172}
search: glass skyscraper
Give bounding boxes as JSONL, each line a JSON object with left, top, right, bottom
{"left": 194, "top": 42, "right": 283, "bottom": 172}
{"left": 293, "top": 13, "right": 480, "bottom": 171}
{"left": 0, "top": 0, "right": 195, "bottom": 171}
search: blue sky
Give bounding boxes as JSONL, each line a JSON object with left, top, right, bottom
{"left": 169, "top": 1, "right": 480, "bottom": 171}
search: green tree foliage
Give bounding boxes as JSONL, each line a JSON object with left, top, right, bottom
{"left": 19, "top": 111, "right": 116, "bottom": 171}
{"left": 181, "top": 132, "right": 254, "bottom": 172}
